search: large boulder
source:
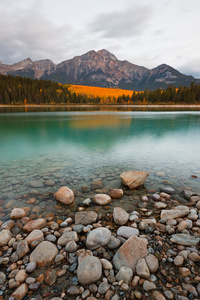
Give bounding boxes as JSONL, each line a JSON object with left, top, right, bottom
{"left": 113, "top": 236, "right": 148, "bottom": 272}
{"left": 75, "top": 211, "right": 98, "bottom": 225}
{"left": 29, "top": 241, "right": 58, "bottom": 267}
{"left": 77, "top": 256, "right": 102, "bottom": 285}
{"left": 120, "top": 171, "right": 149, "bottom": 189}
{"left": 113, "top": 207, "right": 129, "bottom": 225}
{"left": 86, "top": 227, "right": 111, "bottom": 250}
{"left": 54, "top": 186, "right": 74, "bottom": 205}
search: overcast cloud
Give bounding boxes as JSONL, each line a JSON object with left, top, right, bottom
{"left": 0, "top": 0, "right": 200, "bottom": 77}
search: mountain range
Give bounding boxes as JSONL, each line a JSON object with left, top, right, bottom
{"left": 0, "top": 49, "right": 199, "bottom": 90}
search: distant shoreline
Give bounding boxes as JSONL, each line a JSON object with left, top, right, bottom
{"left": 1, "top": 104, "right": 200, "bottom": 108}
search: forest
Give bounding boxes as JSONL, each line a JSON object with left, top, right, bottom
{"left": 0, "top": 74, "right": 200, "bottom": 105}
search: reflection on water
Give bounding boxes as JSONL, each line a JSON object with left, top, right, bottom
{"left": 0, "top": 108, "right": 200, "bottom": 218}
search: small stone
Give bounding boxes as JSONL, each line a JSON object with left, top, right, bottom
{"left": 83, "top": 198, "right": 91, "bottom": 206}
{"left": 93, "top": 194, "right": 111, "bottom": 205}
{"left": 86, "top": 227, "right": 111, "bottom": 250}
{"left": 98, "top": 282, "right": 110, "bottom": 294}
{"left": 75, "top": 211, "right": 98, "bottom": 225}
{"left": 143, "top": 280, "right": 156, "bottom": 291}
{"left": 25, "top": 229, "right": 44, "bottom": 245}
{"left": 117, "top": 226, "right": 139, "bottom": 239}
{"left": 23, "top": 218, "right": 46, "bottom": 232}
{"left": 108, "top": 189, "right": 123, "bottom": 199}
{"left": 77, "top": 256, "right": 102, "bottom": 285}
{"left": 152, "top": 291, "right": 167, "bottom": 300}
{"left": 15, "top": 270, "right": 27, "bottom": 283}
{"left": 113, "top": 207, "right": 129, "bottom": 225}
{"left": 54, "top": 186, "right": 74, "bottom": 205}
{"left": 16, "top": 240, "right": 29, "bottom": 258}
{"left": 57, "top": 231, "right": 78, "bottom": 246}
{"left": 67, "top": 286, "right": 80, "bottom": 295}
{"left": 170, "top": 234, "right": 200, "bottom": 246}
{"left": 11, "top": 283, "right": 28, "bottom": 300}
{"left": 26, "top": 261, "right": 37, "bottom": 273}
{"left": 174, "top": 255, "right": 184, "bottom": 266}
{"left": 160, "top": 187, "right": 175, "bottom": 194}
{"left": 179, "top": 267, "right": 191, "bottom": 277}
{"left": 65, "top": 241, "right": 78, "bottom": 252}
{"left": 100, "top": 258, "right": 113, "bottom": 270}
{"left": 10, "top": 208, "right": 26, "bottom": 219}
{"left": 152, "top": 194, "right": 161, "bottom": 201}
{"left": 188, "top": 252, "right": 200, "bottom": 262}
{"left": 30, "top": 241, "right": 58, "bottom": 267}
{"left": 107, "top": 236, "right": 121, "bottom": 250}
{"left": 136, "top": 258, "right": 150, "bottom": 279}
{"left": 45, "top": 234, "right": 57, "bottom": 243}
{"left": 116, "top": 266, "right": 133, "bottom": 284}
{"left": 177, "top": 221, "right": 188, "bottom": 232}
{"left": 155, "top": 202, "right": 167, "bottom": 209}
{"left": 45, "top": 269, "right": 57, "bottom": 286}
{"left": 0, "top": 271, "right": 6, "bottom": 284}
{"left": 0, "top": 229, "right": 12, "bottom": 246}
{"left": 161, "top": 206, "right": 189, "bottom": 221}
{"left": 145, "top": 254, "right": 159, "bottom": 273}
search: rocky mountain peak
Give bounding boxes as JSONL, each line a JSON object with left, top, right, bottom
{"left": 97, "top": 49, "right": 118, "bottom": 61}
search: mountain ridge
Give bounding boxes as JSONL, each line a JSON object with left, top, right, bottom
{"left": 0, "top": 49, "right": 199, "bottom": 90}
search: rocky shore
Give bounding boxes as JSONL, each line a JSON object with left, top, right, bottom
{"left": 0, "top": 171, "right": 200, "bottom": 300}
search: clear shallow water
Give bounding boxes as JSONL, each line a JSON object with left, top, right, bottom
{"left": 0, "top": 108, "right": 200, "bottom": 219}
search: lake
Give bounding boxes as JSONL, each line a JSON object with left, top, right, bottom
{"left": 0, "top": 106, "right": 200, "bottom": 220}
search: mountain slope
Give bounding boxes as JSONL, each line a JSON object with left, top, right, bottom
{"left": 0, "top": 50, "right": 199, "bottom": 90}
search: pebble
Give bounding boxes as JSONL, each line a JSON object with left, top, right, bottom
{"left": 86, "top": 227, "right": 111, "bottom": 250}
{"left": 93, "top": 194, "right": 111, "bottom": 205}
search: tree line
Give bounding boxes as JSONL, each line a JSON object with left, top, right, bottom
{"left": 0, "top": 74, "right": 200, "bottom": 105}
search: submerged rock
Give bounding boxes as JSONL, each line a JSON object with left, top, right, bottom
{"left": 10, "top": 208, "right": 26, "bottom": 219}
{"left": 93, "top": 194, "right": 111, "bottom": 205}
{"left": 120, "top": 171, "right": 149, "bottom": 189}
{"left": 54, "top": 186, "right": 74, "bottom": 205}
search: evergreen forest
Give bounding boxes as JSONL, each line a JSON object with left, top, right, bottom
{"left": 0, "top": 74, "right": 200, "bottom": 105}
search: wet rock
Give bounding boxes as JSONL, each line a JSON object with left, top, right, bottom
{"left": 160, "top": 187, "right": 175, "bottom": 194}
{"left": 117, "top": 226, "right": 139, "bottom": 239}
{"left": 11, "top": 283, "right": 28, "bottom": 300}
{"left": 108, "top": 189, "right": 123, "bottom": 199}
{"left": 77, "top": 256, "right": 102, "bottom": 285}
{"left": 116, "top": 266, "right": 133, "bottom": 284}
{"left": 44, "top": 180, "right": 55, "bottom": 186}
{"left": 16, "top": 240, "right": 29, "bottom": 258}
{"left": 67, "top": 286, "right": 80, "bottom": 295}
{"left": 57, "top": 231, "right": 78, "bottom": 246}
{"left": 113, "top": 236, "right": 148, "bottom": 272}
{"left": 181, "top": 189, "right": 197, "bottom": 200}
{"left": 44, "top": 269, "right": 57, "bottom": 286}
{"left": 30, "top": 241, "right": 58, "bottom": 266}
{"left": 10, "top": 208, "right": 26, "bottom": 219}
{"left": 113, "top": 207, "right": 129, "bottom": 225}
{"left": 145, "top": 254, "right": 159, "bottom": 273}
{"left": 136, "top": 258, "right": 150, "bottom": 279}
{"left": 170, "top": 234, "right": 200, "bottom": 246}
{"left": 91, "top": 180, "right": 103, "bottom": 190}
{"left": 75, "top": 211, "right": 98, "bottom": 225}
{"left": 1, "top": 220, "right": 15, "bottom": 231}
{"left": 54, "top": 186, "right": 74, "bottom": 205}
{"left": 93, "top": 194, "right": 111, "bottom": 205}
{"left": 0, "top": 229, "right": 12, "bottom": 246}
{"left": 86, "top": 227, "right": 111, "bottom": 250}
{"left": 23, "top": 218, "right": 46, "bottom": 232}
{"left": 30, "top": 181, "right": 44, "bottom": 188}
{"left": 120, "top": 171, "right": 149, "bottom": 189}
{"left": 161, "top": 206, "right": 189, "bottom": 221}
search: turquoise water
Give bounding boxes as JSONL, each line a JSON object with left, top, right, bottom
{"left": 0, "top": 108, "right": 200, "bottom": 218}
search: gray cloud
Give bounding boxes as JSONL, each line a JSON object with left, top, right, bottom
{"left": 90, "top": 5, "right": 151, "bottom": 38}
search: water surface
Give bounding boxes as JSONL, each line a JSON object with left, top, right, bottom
{"left": 0, "top": 107, "right": 200, "bottom": 219}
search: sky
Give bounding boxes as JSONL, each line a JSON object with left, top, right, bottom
{"left": 0, "top": 0, "right": 200, "bottom": 77}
